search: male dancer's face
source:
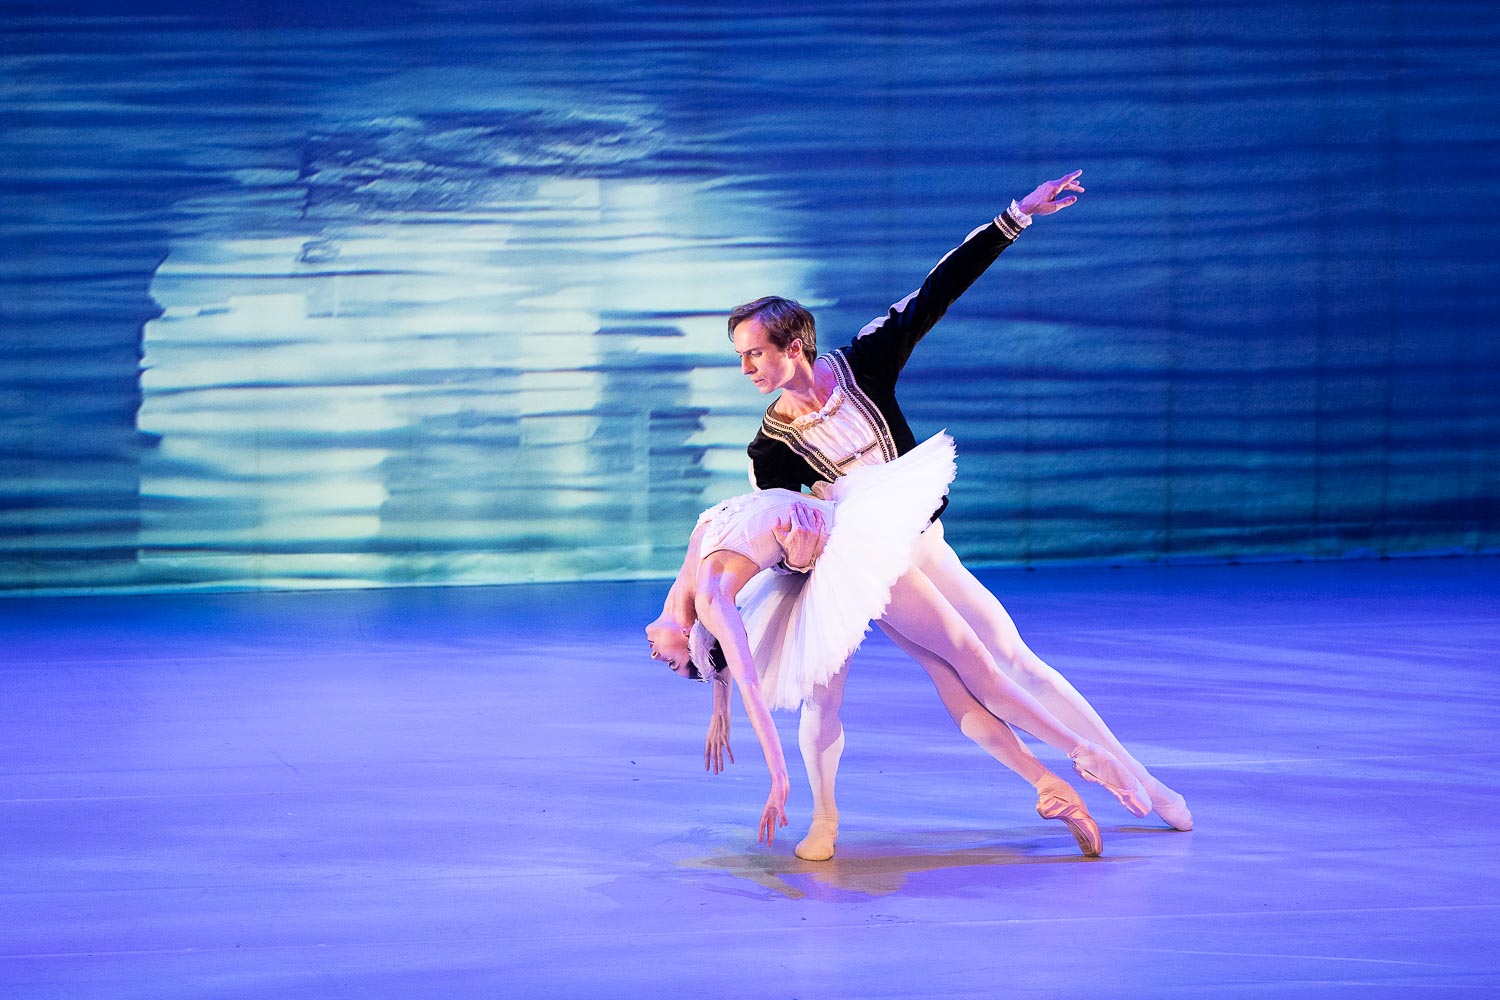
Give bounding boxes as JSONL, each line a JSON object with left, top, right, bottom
{"left": 731, "top": 318, "right": 803, "bottom": 395}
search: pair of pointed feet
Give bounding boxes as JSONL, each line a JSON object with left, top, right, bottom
{"left": 1036, "top": 773, "right": 1192, "bottom": 859}
{"left": 1068, "top": 743, "right": 1194, "bottom": 832}
{"left": 792, "top": 773, "right": 1192, "bottom": 863}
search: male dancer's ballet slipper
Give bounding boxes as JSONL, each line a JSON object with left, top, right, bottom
{"left": 1035, "top": 777, "right": 1102, "bottom": 857}
{"left": 1069, "top": 743, "right": 1151, "bottom": 818}
{"left": 1151, "top": 788, "right": 1194, "bottom": 831}
{"left": 795, "top": 815, "right": 839, "bottom": 862}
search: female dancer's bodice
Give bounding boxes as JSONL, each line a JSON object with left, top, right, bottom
{"left": 688, "top": 432, "right": 956, "bottom": 708}
{"left": 695, "top": 489, "right": 833, "bottom": 569}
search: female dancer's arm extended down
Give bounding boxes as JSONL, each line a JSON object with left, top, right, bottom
{"left": 647, "top": 522, "right": 740, "bottom": 771}
{"left": 693, "top": 549, "right": 791, "bottom": 844}
{"left": 647, "top": 502, "right": 831, "bottom": 841}
{"left": 701, "top": 503, "right": 826, "bottom": 775}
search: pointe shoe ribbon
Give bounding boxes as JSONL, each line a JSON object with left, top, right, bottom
{"left": 1069, "top": 744, "right": 1152, "bottom": 818}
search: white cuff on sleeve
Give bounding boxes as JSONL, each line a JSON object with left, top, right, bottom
{"left": 995, "top": 201, "right": 1032, "bottom": 239}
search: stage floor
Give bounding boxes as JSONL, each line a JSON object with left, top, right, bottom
{"left": 2, "top": 558, "right": 1497, "bottom": 999}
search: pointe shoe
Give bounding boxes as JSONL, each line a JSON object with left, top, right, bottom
{"left": 1069, "top": 743, "right": 1151, "bottom": 818}
{"left": 1036, "top": 778, "right": 1102, "bottom": 857}
{"left": 795, "top": 815, "right": 839, "bottom": 862}
{"left": 1151, "top": 788, "right": 1194, "bottom": 831}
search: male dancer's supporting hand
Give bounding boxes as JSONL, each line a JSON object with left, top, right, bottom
{"left": 773, "top": 501, "right": 827, "bottom": 572}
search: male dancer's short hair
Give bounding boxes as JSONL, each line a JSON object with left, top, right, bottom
{"left": 727, "top": 296, "right": 817, "bottom": 358}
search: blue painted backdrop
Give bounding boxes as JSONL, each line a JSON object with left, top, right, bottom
{"left": 2, "top": 1, "right": 1497, "bottom": 594}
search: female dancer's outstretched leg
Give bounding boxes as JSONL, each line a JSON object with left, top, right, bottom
{"left": 880, "top": 567, "right": 1151, "bottom": 818}
{"left": 912, "top": 523, "right": 1192, "bottom": 830}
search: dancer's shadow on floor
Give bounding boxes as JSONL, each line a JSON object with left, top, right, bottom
{"left": 680, "top": 827, "right": 1145, "bottom": 900}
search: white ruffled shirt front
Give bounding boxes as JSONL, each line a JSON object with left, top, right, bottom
{"left": 785, "top": 381, "right": 890, "bottom": 500}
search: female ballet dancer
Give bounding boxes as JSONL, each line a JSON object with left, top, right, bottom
{"left": 727, "top": 171, "right": 1192, "bottom": 850}
{"left": 645, "top": 433, "right": 1145, "bottom": 856}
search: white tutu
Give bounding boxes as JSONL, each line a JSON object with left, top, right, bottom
{"left": 737, "top": 432, "right": 957, "bottom": 710}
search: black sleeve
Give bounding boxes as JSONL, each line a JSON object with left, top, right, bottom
{"left": 844, "top": 216, "right": 1022, "bottom": 386}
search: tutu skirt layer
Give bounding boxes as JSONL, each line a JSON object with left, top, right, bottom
{"left": 739, "top": 432, "right": 956, "bottom": 709}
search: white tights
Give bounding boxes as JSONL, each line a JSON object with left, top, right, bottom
{"left": 795, "top": 524, "right": 1180, "bottom": 836}
{"left": 797, "top": 565, "right": 1095, "bottom": 811}
{"left": 797, "top": 623, "right": 1056, "bottom": 821}
{"left": 911, "top": 521, "right": 1174, "bottom": 802}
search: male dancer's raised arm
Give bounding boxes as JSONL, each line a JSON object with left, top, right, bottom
{"left": 740, "top": 171, "right": 1085, "bottom": 496}
{"left": 848, "top": 171, "right": 1084, "bottom": 379}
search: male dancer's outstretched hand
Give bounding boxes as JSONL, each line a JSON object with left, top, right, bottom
{"left": 1018, "top": 169, "right": 1085, "bottom": 216}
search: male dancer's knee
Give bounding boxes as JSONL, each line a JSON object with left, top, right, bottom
{"left": 799, "top": 699, "right": 843, "bottom": 750}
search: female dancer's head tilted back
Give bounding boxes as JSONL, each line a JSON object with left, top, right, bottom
{"left": 644, "top": 621, "right": 723, "bottom": 683}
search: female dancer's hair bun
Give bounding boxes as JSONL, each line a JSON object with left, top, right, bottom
{"left": 686, "top": 623, "right": 729, "bottom": 683}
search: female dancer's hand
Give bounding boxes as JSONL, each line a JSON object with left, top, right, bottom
{"left": 705, "top": 708, "right": 735, "bottom": 773}
{"left": 1018, "top": 169, "right": 1084, "bottom": 217}
{"left": 759, "top": 776, "right": 790, "bottom": 845}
